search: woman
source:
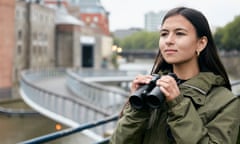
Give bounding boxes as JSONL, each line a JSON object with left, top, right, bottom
{"left": 109, "top": 7, "right": 240, "bottom": 144}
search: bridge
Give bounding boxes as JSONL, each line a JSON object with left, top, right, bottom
{"left": 18, "top": 68, "right": 240, "bottom": 143}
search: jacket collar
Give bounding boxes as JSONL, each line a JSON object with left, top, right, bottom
{"left": 178, "top": 72, "right": 226, "bottom": 106}
{"left": 181, "top": 72, "right": 225, "bottom": 95}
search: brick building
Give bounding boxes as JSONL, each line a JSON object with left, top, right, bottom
{"left": 77, "top": 0, "right": 110, "bottom": 35}
{"left": 46, "top": 0, "right": 110, "bottom": 35}
{"left": 46, "top": 0, "right": 113, "bottom": 69}
{"left": 0, "top": 0, "right": 15, "bottom": 98}
{"left": 55, "top": 7, "right": 112, "bottom": 69}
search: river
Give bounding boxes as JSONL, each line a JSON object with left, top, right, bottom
{"left": 0, "top": 99, "right": 95, "bottom": 144}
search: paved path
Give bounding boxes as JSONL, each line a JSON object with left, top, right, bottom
{"left": 35, "top": 76, "right": 78, "bottom": 98}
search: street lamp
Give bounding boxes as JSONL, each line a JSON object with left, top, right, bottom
{"left": 111, "top": 45, "right": 122, "bottom": 69}
{"left": 117, "top": 47, "right": 122, "bottom": 53}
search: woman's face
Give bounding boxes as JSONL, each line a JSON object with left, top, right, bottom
{"left": 159, "top": 15, "right": 202, "bottom": 66}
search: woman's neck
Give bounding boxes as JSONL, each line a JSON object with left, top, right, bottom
{"left": 173, "top": 62, "right": 200, "bottom": 80}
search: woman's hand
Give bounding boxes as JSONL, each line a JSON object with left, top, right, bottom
{"left": 130, "top": 74, "right": 153, "bottom": 94}
{"left": 156, "top": 75, "right": 180, "bottom": 102}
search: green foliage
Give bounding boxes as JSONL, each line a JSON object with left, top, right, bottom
{"left": 114, "top": 31, "right": 160, "bottom": 50}
{"left": 214, "top": 15, "right": 240, "bottom": 51}
{"left": 113, "top": 37, "right": 121, "bottom": 47}
{"left": 111, "top": 52, "right": 119, "bottom": 69}
{"left": 214, "top": 27, "right": 225, "bottom": 50}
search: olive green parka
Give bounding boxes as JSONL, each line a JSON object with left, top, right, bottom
{"left": 109, "top": 72, "right": 240, "bottom": 144}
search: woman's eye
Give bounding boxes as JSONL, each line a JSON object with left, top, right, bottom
{"left": 160, "top": 32, "right": 168, "bottom": 37}
{"left": 176, "top": 32, "right": 185, "bottom": 36}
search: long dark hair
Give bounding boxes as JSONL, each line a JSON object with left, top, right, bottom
{"left": 151, "top": 7, "right": 231, "bottom": 90}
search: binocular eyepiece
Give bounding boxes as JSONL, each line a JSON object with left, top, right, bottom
{"left": 129, "top": 73, "right": 177, "bottom": 110}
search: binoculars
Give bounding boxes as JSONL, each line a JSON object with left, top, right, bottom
{"left": 129, "top": 73, "right": 177, "bottom": 110}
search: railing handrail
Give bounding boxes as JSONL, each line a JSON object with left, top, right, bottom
{"left": 21, "top": 70, "right": 110, "bottom": 116}
{"left": 0, "top": 106, "right": 38, "bottom": 117}
{"left": 67, "top": 69, "right": 129, "bottom": 96}
{"left": 18, "top": 115, "right": 119, "bottom": 144}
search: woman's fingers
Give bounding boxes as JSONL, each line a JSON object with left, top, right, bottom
{"left": 131, "top": 74, "right": 152, "bottom": 93}
{"left": 156, "top": 75, "right": 180, "bottom": 101}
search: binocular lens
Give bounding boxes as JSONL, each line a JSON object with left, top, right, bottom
{"left": 129, "top": 95, "right": 144, "bottom": 110}
{"left": 146, "top": 95, "right": 162, "bottom": 109}
{"left": 146, "top": 87, "right": 165, "bottom": 109}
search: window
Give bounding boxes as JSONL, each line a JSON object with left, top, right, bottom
{"left": 33, "top": 32, "right": 37, "bottom": 40}
{"left": 18, "top": 30, "right": 22, "bottom": 40}
{"left": 86, "top": 16, "right": 91, "bottom": 23}
{"left": 33, "top": 46, "right": 36, "bottom": 54}
{"left": 16, "top": 10, "right": 19, "bottom": 18}
{"left": 93, "top": 16, "right": 99, "bottom": 22}
{"left": 17, "top": 45, "right": 22, "bottom": 54}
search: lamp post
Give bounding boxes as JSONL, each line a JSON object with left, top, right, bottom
{"left": 111, "top": 45, "right": 122, "bottom": 69}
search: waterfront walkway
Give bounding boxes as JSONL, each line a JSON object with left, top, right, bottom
{"left": 35, "top": 76, "right": 78, "bottom": 98}
{"left": 19, "top": 68, "right": 137, "bottom": 143}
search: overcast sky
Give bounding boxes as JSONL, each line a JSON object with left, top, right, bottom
{"left": 101, "top": 0, "right": 240, "bottom": 31}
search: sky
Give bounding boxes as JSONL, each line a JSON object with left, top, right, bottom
{"left": 101, "top": 0, "right": 240, "bottom": 31}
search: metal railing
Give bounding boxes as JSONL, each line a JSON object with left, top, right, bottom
{"left": 19, "top": 68, "right": 146, "bottom": 143}
{"left": 66, "top": 69, "right": 136, "bottom": 114}
{"left": 0, "top": 106, "right": 38, "bottom": 117}
{"left": 20, "top": 68, "right": 113, "bottom": 136}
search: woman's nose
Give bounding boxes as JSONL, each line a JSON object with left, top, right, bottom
{"left": 166, "top": 34, "right": 174, "bottom": 42}
{"left": 165, "top": 34, "right": 175, "bottom": 45}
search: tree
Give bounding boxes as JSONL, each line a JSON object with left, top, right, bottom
{"left": 113, "top": 31, "right": 160, "bottom": 50}
{"left": 214, "top": 15, "right": 240, "bottom": 51}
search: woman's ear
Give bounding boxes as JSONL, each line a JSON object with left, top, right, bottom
{"left": 197, "top": 36, "right": 208, "bottom": 53}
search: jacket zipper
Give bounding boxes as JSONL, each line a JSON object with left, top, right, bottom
{"left": 182, "top": 83, "right": 207, "bottom": 95}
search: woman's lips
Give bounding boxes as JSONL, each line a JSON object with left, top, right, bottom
{"left": 164, "top": 49, "right": 177, "bottom": 54}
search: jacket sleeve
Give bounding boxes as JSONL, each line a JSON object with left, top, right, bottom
{"left": 167, "top": 93, "right": 240, "bottom": 144}
{"left": 109, "top": 103, "right": 150, "bottom": 144}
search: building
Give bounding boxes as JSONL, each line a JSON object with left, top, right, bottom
{"left": 0, "top": 0, "right": 15, "bottom": 98}
{"left": 12, "top": 0, "right": 56, "bottom": 97}
{"left": 0, "top": 0, "right": 113, "bottom": 98}
{"left": 15, "top": 1, "right": 55, "bottom": 70}
{"left": 44, "top": 0, "right": 68, "bottom": 7}
{"left": 44, "top": 0, "right": 113, "bottom": 69}
{"left": 55, "top": 8, "right": 112, "bottom": 69}
{"left": 144, "top": 11, "right": 167, "bottom": 32}
{"left": 69, "top": 0, "right": 110, "bottom": 35}
{"left": 46, "top": 0, "right": 110, "bottom": 35}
